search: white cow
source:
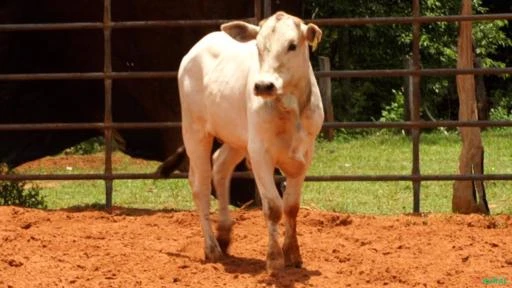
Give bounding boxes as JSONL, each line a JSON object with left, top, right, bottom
{"left": 178, "top": 11, "right": 324, "bottom": 274}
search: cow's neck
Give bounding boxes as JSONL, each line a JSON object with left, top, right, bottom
{"left": 275, "top": 71, "right": 312, "bottom": 116}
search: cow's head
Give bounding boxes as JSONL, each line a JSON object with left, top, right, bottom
{"left": 221, "top": 12, "right": 322, "bottom": 99}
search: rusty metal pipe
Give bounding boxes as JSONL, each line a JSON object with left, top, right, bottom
{"left": 2, "top": 68, "right": 511, "bottom": 82}
{"left": 410, "top": 0, "right": 422, "bottom": 213}
{"left": 1, "top": 120, "right": 512, "bottom": 131}
{"left": 2, "top": 172, "right": 512, "bottom": 182}
{"left": 103, "top": 0, "right": 114, "bottom": 209}
{"left": 2, "top": 14, "right": 511, "bottom": 32}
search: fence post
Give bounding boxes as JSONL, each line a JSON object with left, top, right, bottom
{"left": 410, "top": 0, "right": 422, "bottom": 214}
{"left": 103, "top": 0, "right": 114, "bottom": 211}
{"left": 318, "top": 56, "right": 335, "bottom": 141}
{"left": 452, "top": 0, "right": 489, "bottom": 214}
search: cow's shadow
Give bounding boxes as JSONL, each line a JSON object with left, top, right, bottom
{"left": 61, "top": 205, "right": 322, "bottom": 286}
{"left": 218, "top": 254, "right": 321, "bottom": 287}
{"left": 60, "top": 204, "right": 185, "bottom": 215}
{"left": 164, "top": 251, "right": 321, "bottom": 287}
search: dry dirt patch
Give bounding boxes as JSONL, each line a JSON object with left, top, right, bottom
{"left": 1, "top": 207, "right": 511, "bottom": 287}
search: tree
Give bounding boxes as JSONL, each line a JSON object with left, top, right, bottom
{"left": 304, "top": 0, "right": 511, "bottom": 123}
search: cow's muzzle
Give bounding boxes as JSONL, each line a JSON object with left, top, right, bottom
{"left": 254, "top": 81, "right": 276, "bottom": 97}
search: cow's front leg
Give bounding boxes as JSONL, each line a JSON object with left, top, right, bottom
{"left": 212, "top": 144, "right": 245, "bottom": 253}
{"left": 283, "top": 146, "right": 313, "bottom": 268}
{"left": 282, "top": 174, "right": 305, "bottom": 268}
{"left": 250, "top": 150, "right": 284, "bottom": 274}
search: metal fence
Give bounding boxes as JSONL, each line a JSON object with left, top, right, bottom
{"left": 1, "top": 0, "right": 511, "bottom": 212}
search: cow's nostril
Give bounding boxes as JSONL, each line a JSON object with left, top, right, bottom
{"left": 254, "top": 82, "right": 276, "bottom": 94}
{"left": 264, "top": 83, "right": 275, "bottom": 91}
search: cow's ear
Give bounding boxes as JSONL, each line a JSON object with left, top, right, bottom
{"left": 221, "top": 21, "right": 260, "bottom": 42}
{"left": 303, "top": 23, "right": 322, "bottom": 51}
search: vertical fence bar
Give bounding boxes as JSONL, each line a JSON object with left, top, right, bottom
{"left": 103, "top": 0, "right": 114, "bottom": 210}
{"left": 263, "top": 0, "right": 272, "bottom": 18}
{"left": 411, "top": 0, "right": 422, "bottom": 213}
{"left": 254, "top": 0, "right": 262, "bottom": 21}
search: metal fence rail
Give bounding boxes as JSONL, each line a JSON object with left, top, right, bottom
{"left": 2, "top": 120, "right": 512, "bottom": 132}
{"left": 0, "top": 0, "right": 511, "bottom": 212}
{"left": 1, "top": 67, "right": 512, "bottom": 82}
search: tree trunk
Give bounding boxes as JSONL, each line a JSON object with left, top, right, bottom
{"left": 474, "top": 57, "right": 489, "bottom": 121}
{"left": 452, "top": 0, "right": 489, "bottom": 214}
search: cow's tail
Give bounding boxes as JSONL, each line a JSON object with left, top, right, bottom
{"left": 156, "top": 146, "right": 187, "bottom": 177}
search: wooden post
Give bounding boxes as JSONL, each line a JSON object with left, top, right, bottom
{"left": 318, "top": 56, "right": 334, "bottom": 141}
{"left": 403, "top": 57, "right": 413, "bottom": 135}
{"left": 452, "top": 0, "right": 489, "bottom": 214}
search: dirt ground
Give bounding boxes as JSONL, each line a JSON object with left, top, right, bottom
{"left": 1, "top": 206, "right": 511, "bottom": 288}
{"left": 3, "top": 155, "right": 512, "bottom": 287}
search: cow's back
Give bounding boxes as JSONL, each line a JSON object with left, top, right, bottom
{"left": 178, "top": 32, "right": 256, "bottom": 149}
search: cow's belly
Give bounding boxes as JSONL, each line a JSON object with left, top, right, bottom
{"left": 207, "top": 116, "right": 248, "bottom": 150}
{"left": 205, "top": 95, "right": 248, "bottom": 150}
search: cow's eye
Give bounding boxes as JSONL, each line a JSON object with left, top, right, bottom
{"left": 287, "top": 43, "right": 297, "bottom": 52}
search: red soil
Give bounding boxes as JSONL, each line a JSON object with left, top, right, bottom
{"left": 16, "top": 153, "right": 154, "bottom": 172}
{"left": 1, "top": 206, "right": 511, "bottom": 288}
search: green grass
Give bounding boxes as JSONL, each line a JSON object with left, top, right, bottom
{"left": 304, "top": 129, "right": 512, "bottom": 214}
{"left": 12, "top": 129, "right": 512, "bottom": 215}
{"left": 41, "top": 180, "right": 194, "bottom": 211}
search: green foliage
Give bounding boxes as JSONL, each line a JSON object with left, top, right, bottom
{"left": 305, "top": 0, "right": 511, "bottom": 122}
{"left": 489, "top": 98, "right": 512, "bottom": 121}
{"left": 380, "top": 89, "right": 406, "bottom": 122}
{"left": 307, "top": 0, "right": 410, "bottom": 121}
{"left": 416, "top": 0, "right": 511, "bottom": 120}
{"left": 64, "top": 137, "right": 104, "bottom": 155}
{"left": 378, "top": 89, "right": 407, "bottom": 134}
{"left": 0, "top": 164, "right": 47, "bottom": 208}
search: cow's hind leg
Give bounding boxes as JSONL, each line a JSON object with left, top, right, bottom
{"left": 185, "top": 134, "right": 221, "bottom": 262}
{"left": 212, "top": 144, "right": 245, "bottom": 253}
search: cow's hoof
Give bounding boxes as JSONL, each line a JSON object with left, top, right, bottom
{"left": 204, "top": 242, "right": 223, "bottom": 262}
{"left": 216, "top": 222, "right": 233, "bottom": 254}
{"left": 283, "top": 241, "right": 303, "bottom": 268}
{"left": 216, "top": 234, "right": 231, "bottom": 255}
{"left": 284, "top": 255, "right": 303, "bottom": 268}
{"left": 266, "top": 248, "right": 285, "bottom": 275}
{"left": 267, "top": 258, "right": 285, "bottom": 276}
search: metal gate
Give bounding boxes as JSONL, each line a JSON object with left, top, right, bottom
{"left": 1, "top": 0, "right": 511, "bottom": 212}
